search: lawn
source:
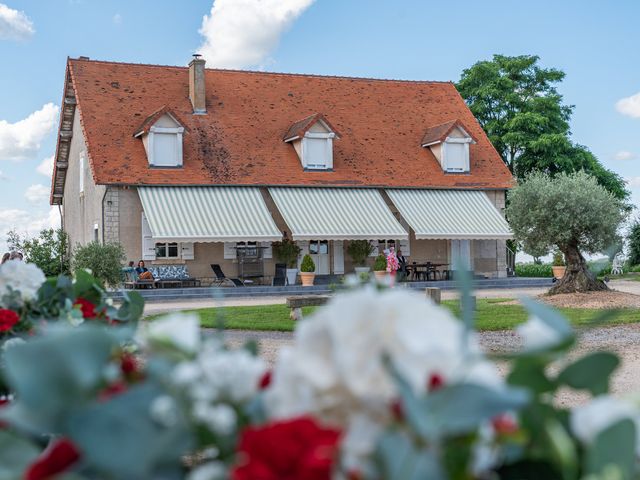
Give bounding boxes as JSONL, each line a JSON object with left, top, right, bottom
{"left": 148, "top": 298, "right": 640, "bottom": 332}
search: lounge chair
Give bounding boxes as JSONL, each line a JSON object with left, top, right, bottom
{"left": 211, "top": 264, "right": 245, "bottom": 287}
{"left": 272, "top": 263, "right": 287, "bottom": 286}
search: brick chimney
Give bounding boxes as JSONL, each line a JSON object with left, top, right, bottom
{"left": 188, "top": 54, "right": 206, "bottom": 114}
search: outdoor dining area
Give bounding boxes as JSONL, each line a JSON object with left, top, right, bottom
{"left": 403, "top": 261, "right": 451, "bottom": 281}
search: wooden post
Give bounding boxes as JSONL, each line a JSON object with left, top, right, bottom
{"left": 290, "top": 307, "right": 302, "bottom": 321}
{"left": 426, "top": 287, "right": 441, "bottom": 304}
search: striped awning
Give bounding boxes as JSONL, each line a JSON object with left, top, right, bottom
{"left": 269, "top": 187, "right": 408, "bottom": 240}
{"left": 138, "top": 187, "right": 282, "bottom": 242}
{"left": 386, "top": 189, "right": 512, "bottom": 240}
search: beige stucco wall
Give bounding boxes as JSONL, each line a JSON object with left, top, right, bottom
{"left": 63, "top": 110, "right": 106, "bottom": 249}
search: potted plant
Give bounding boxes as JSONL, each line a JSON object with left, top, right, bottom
{"left": 347, "top": 240, "right": 374, "bottom": 275}
{"left": 373, "top": 254, "right": 388, "bottom": 282}
{"left": 552, "top": 250, "right": 566, "bottom": 279}
{"left": 272, "top": 239, "right": 301, "bottom": 285}
{"left": 299, "top": 254, "right": 316, "bottom": 287}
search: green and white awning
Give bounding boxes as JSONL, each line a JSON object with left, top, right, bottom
{"left": 386, "top": 189, "right": 512, "bottom": 240}
{"left": 138, "top": 187, "right": 282, "bottom": 242}
{"left": 269, "top": 187, "right": 408, "bottom": 240}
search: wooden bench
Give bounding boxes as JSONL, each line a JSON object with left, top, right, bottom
{"left": 286, "top": 295, "right": 330, "bottom": 321}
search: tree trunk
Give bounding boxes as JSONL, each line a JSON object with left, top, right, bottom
{"left": 549, "top": 244, "right": 607, "bottom": 295}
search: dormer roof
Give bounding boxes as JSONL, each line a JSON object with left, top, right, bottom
{"left": 283, "top": 113, "right": 340, "bottom": 142}
{"left": 421, "top": 119, "right": 478, "bottom": 147}
{"left": 133, "top": 105, "right": 189, "bottom": 138}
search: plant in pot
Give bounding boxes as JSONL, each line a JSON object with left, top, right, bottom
{"left": 373, "top": 254, "right": 388, "bottom": 282}
{"left": 272, "top": 239, "right": 301, "bottom": 285}
{"left": 299, "top": 254, "right": 316, "bottom": 287}
{"left": 552, "top": 250, "right": 566, "bottom": 280}
{"left": 347, "top": 240, "right": 373, "bottom": 275}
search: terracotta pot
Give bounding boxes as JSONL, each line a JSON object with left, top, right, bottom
{"left": 374, "top": 270, "right": 389, "bottom": 283}
{"left": 552, "top": 266, "right": 566, "bottom": 279}
{"left": 300, "top": 272, "right": 315, "bottom": 287}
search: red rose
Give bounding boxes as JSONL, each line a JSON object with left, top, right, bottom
{"left": 73, "top": 298, "right": 97, "bottom": 319}
{"left": 492, "top": 413, "right": 518, "bottom": 435}
{"left": 258, "top": 371, "right": 272, "bottom": 390}
{"left": 232, "top": 417, "right": 340, "bottom": 480}
{"left": 120, "top": 353, "right": 138, "bottom": 376}
{"left": 0, "top": 309, "right": 19, "bottom": 332}
{"left": 25, "top": 438, "right": 81, "bottom": 480}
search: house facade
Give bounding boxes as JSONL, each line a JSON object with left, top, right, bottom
{"left": 51, "top": 57, "right": 513, "bottom": 283}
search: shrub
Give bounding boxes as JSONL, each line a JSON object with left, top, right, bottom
{"left": 271, "top": 239, "right": 301, "bottom": 268}
{"left": 6, "top": 228, "right": 70, "bottom": 277}
{"left": 628, "top": 220, "right": 640, "bottom": 266}
{"left": 71, "top": 242, "right": 126, "bottom": 287}
{"left": 552, "top": 251, "right": 565, "bottom": 267}
{"left": 300, "top": 254, "right": 315, "bottom": 273}
{"left": 515, "top": 263, "right": 553, "bottom": 278}
{"left": 346, "top": 240, "right": 373, "bottom": 267}
{"left": 373, "top": 254, "right": 387, "bottom": 271}
{"left": 588, "top": 261, "right": 612, "bottom": 277}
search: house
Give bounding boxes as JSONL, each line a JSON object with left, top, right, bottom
{"left": 50, "top": 56, "right": 513, "bottom": 283}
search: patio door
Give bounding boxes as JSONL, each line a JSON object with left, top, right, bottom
{"left": 309, "top": 240, "right": 330, "bottom": 274}
{"left": 451, "top": 239, "right": 471, "bottom": 272}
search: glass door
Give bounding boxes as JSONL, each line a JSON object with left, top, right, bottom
{"left": 309, "top": 240, "right": 330, "bottom": 274}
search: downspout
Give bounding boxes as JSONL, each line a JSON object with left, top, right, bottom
{"left": 58, "top": 204, "right": 65, "bottom": 272}
{"left": 101, "top": 188, "right": 107, "bottom": 244}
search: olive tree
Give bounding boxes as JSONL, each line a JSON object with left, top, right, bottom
{"left": 507, "top": 171, "right": 624, "bottom": 294}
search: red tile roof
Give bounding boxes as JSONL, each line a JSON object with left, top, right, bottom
{"left": 61, "top": 58, "right": 513, "bottom": 191}
{"left": 133, "top": 105, "right": 189, "bottom": 137}
{"left": 283, "top": 113, "right": 340, "bottom": 141}
{"left": 421, "top": 119, "right": 478, "bottom": 146}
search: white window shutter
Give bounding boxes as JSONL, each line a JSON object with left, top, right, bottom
{"left": 399, "top": 238, "right": 411, "bottom": 257}
{"left": 223, "top": 243, "right": 236, "bottom": 260}
{"left": 181, "top": 242, "right": 194, "bottom": 260}
{"left": 141, "top": 213, "right": 156, "bottom": 261}
{"left": 261, "top": 242, "right": 272, "bottom": 259}
{"left": 333, "top": 240, "right": 344, "bottom": 274}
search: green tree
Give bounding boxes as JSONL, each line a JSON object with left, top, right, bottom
{"left": 6, "top": 228, "right": 70, "bottom": 277}
{"left": 457, "top": 54, "right": 629, "bottom": 202}
{"left": 71, "top": 242, "right": 126, "bottom": 287}
{"left": 627, "top": 220, "right": 640, "bottom": 267}
{"left": 507, "top": 172, "right": 624, "bottom": 294}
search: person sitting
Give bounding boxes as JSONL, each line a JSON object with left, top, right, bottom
{"left": 135, "top": 260, "right": 154, "bottom": 281}
{"left": 397, "top": 249, "right": 409, "bottom": 281}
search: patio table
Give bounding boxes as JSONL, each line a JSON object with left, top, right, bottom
{"left": 409, "top": 263, "right": 449, "bottom": 281}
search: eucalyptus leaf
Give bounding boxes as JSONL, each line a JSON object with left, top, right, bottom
{"left": 376, "top": 429, "right": 445, "bottom": 480}
{"left": 585, "top": 418, "right": 636, "bottom": 480}
{"left": 0, "top": 430, "right": 40, "bottom": 480}
{"left": 544, "top": 418, "right": 578, "bottom": 480}
{"left": 508, "top": 356, "right": 557, "bottom": 394}
{"left": 520, "top": 297, "right": 573, "bottom": 342}
{"left": 115, "top": 290, "right": 144, "bottom": 323}
{"left": 557, "top": 352, "right": 619, "bottom": 396}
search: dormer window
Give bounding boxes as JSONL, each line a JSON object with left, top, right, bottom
{"left": 134, "top": 106, "right": 187, "bottom": 168}
{"left": 421, "top": 120, "right": 477, "bottom": 173}
{"left": 284, "top": 113, "right": 340, "bottom": 171}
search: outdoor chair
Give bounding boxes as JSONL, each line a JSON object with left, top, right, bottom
{"left": 210, "top": 264, "right": 245, "bottom": 287}
{"left": 272, "top": 263, "right": 287, "bottom": 286}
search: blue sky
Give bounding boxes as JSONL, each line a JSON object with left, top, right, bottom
{"left": 1, "top": 0, "right": 639, "bottom": 248}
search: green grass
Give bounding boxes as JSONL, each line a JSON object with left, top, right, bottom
{"left": 147, "top": 299, "right": 640, "bottom": 332}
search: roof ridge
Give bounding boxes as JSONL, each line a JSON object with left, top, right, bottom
{"left": 69, "top": 57, "right": 455, "bottom": 85}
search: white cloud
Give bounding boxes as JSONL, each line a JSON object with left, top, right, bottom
{"left": 616, "top": 92, "right": 640, "bottom": 119}
{"left": 0, "top": 103, "right": 59, "bottom": 162}
{"left": 613, "top": 151, "right": 637, "bottom": 161}
{"left": 0, "top": 3, "right": 34, "bottom": 41}
{"left": 37, "top": 155, "right": 54, "bottom": 177}
{"left": 0, "top": 207, "right": 59, "bottom": 251}
{"left": 198, "top": 0, "right": 315, "bottom": 69}
{"left": 24, "top": 184, "right": 49, "bottom": 205}
{"left": 626, "top": 177, "right": 640, "bottom": 188}
{"left": 0, "top": 170, "right": 7, "bottom": 181}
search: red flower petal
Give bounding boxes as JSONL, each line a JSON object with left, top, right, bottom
{"left": 73, "top": 298, "right": 97, "bottom": 319}
{"left": 428, "top": 373, "right": 445, "bottom": 392}
{"left": 25, "top": 438, "right": 81, "bottom": 480}
{"left": 120, "top": 353, "right": 137, "bottom": 376}
{"left": 492, "top": 413, "right": 518, "bottom": 435}
{"left": 258, "top": 371, "right": 272, "bottom": 390}
{"left": 0, "top": 309, "right": 19, "bottom": 332}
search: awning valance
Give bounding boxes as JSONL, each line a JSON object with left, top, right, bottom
{"left": 138, "top": 187, "right": 282, "bottom": 242}
{"left": 269, "top": 187, "right": 408, "bottom": 241}
{"left": 386, "top": 189, "right": 512, "bottom": 240}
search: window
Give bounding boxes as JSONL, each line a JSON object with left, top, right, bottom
{"left": 155, "top": 242, "right": 179, "bottom": 259}
{"left": 442, "top": 140, "right": 470, "bottom": 172}
{"left": 303, "top": 136, "right": 332, "bottom": 170}
{"left": 152, "top": 132, "right": 180, "bottom": 167}
{"left": 79, "top": 152, "right": 85, "bottom": 194}
{"left": 93, "top": 223, "right": 99, "bottom": 242}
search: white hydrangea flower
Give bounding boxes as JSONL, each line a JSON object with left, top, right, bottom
{"left": 193, "top": 402, "right": 237, "bottom": 435}
{"left": 517, "top": 315, "right": 564, "bottom": 351}
{"left": 570, "top": 395, "right": 639, "bottom": 446}
{"left": 187, "top": 461, "right": 226, "bottom": 480}
{"left": 1, "top": 337, "right": 25, "bottom": 351}
{"left": 150, "top": 395, "right": 179, "bottom": 427}
{"left": 138, "top": 313, "right": 201, "bottom": 353}
{"left": 0, "top": 260, "right": 46, "bottom": 302}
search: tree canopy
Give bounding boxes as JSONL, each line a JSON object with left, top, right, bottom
{"left": 7, "top": 228, "right": 70, "bottom": 278}
{"left": 457, "top": 54, "right": 629, "bottom": 203}
{"left": 507, "top": 171, "right": 624, "bottom": 293}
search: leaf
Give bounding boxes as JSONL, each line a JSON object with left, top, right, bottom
{"left": 375, "top": 429, "right": 445, "bottom": 480}
{"left": 508, "top": 356, "right": 557, "bottom": 394}
{"left": 544, "top": 418, "right": 578, "bottom": 480}
{"left": 557, "top": 352, "right": 619, "bottom": 395}
{"left": 0, "top": 430, "right": 40, "bottom": 480}
{"left": 115, "top": 290, "right": 144, "bottom": 323}
{"left": 520, "top": 297, "right": 573, "bottom": 342}
{"left": 585, "top": 418, "right": 636, "bottom": 480}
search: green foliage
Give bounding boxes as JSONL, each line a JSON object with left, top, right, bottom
{"left": 271, "top": 239, "right": 301, "bottom": 268}
{"left": 515, "top": 263, "right": 553, "bottom": 278}
{"left": 552, "top": 251, "right": 565, "bottom": 267}
{"left": 71, "top": 242, "right": 126, "bottom": 287}
{"left": 457, "top": 54, "right": 629, "bottom": 202}
{"left": 346, "top": 240, "right": 373, "bottom": 266}
{"left": 507, "top": 172, "right": 624, "bottom": 258}
{"left": 628, "top": 219, "right": 640, "bottom": 266}
{"left": 373, "top": 254, "right": 387, "bottom": 271}
{"left": 300, "top": 254, "right": 315, "bottom": 273}
{"left": 6, "top": 228, "right": 70, "bottom": 277}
